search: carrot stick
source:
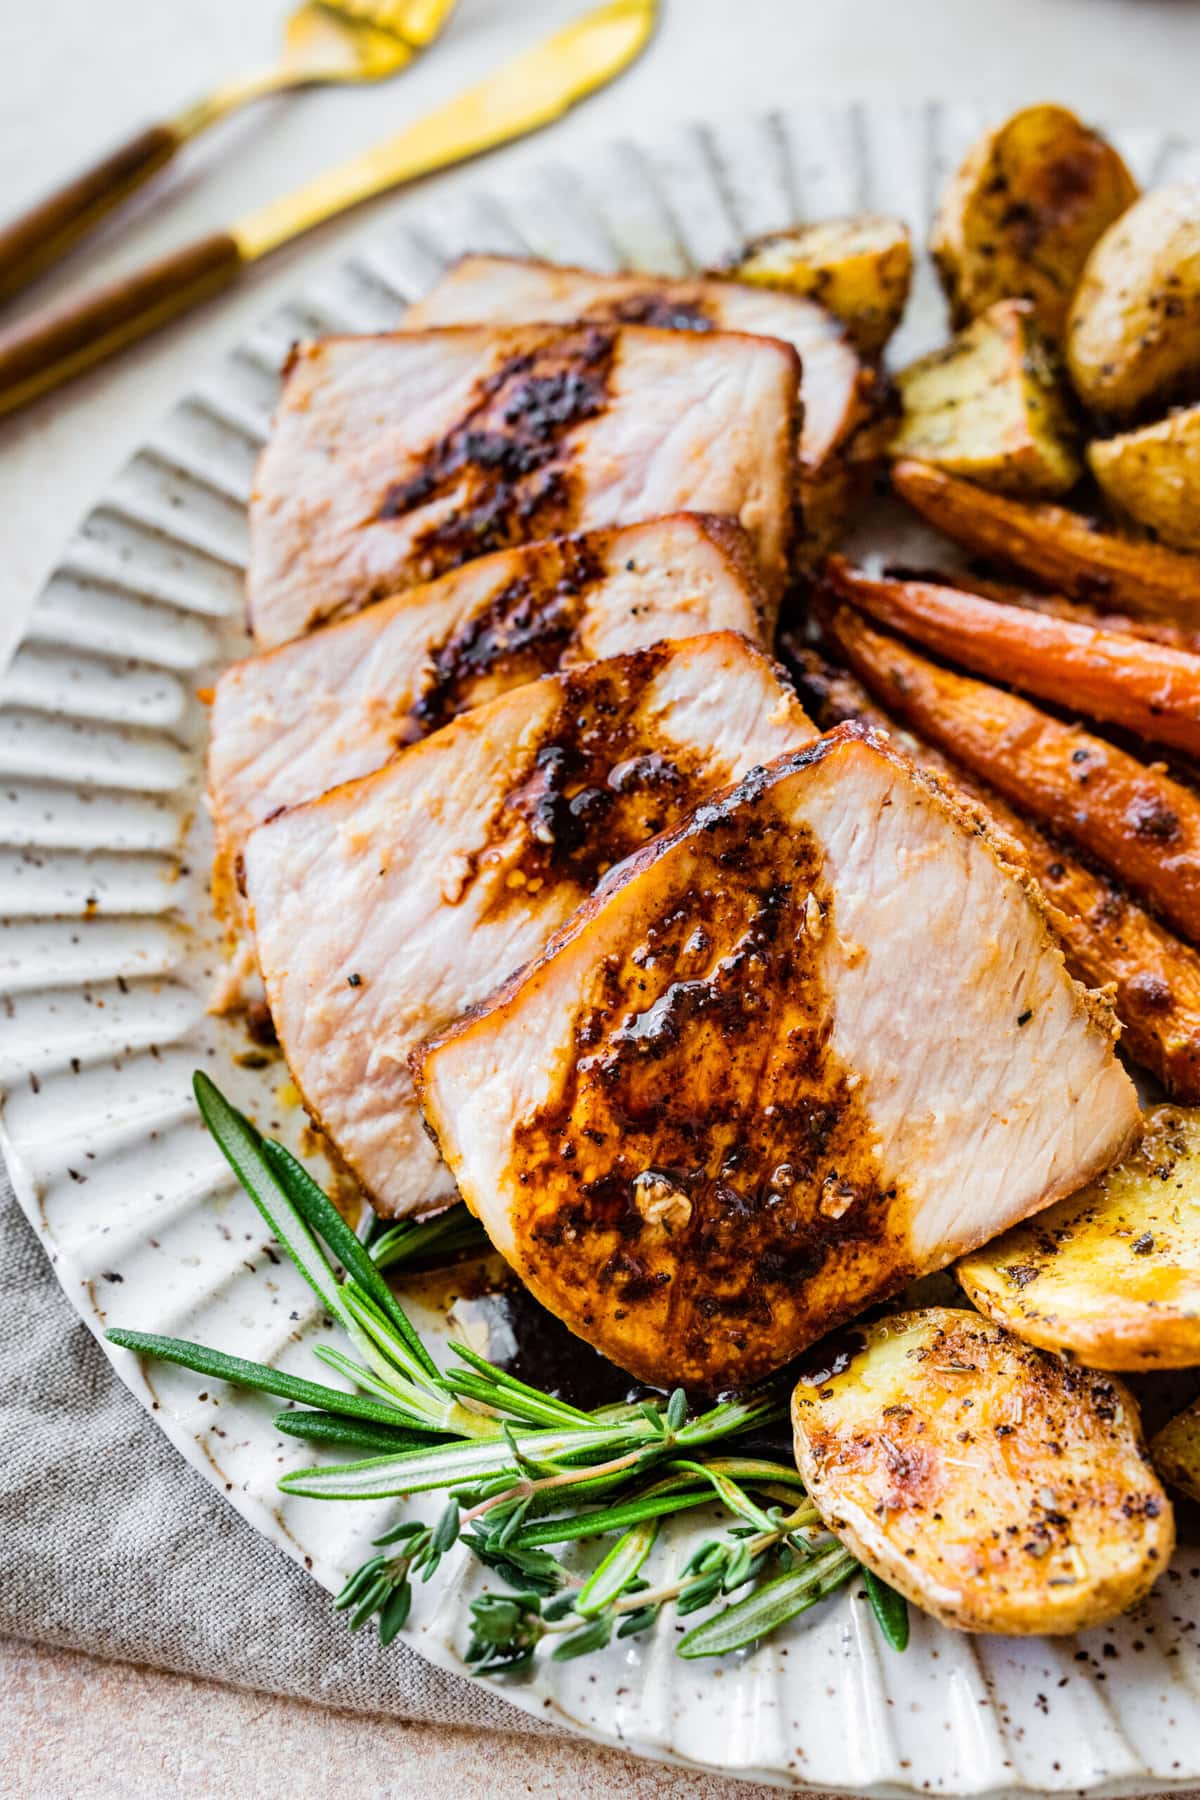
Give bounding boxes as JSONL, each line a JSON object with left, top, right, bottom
{"left": 786, "top": 637, "right": 1200, "bottom": 1099}
{"left": 892, "top": 458, "right": 1200, "bottom": 628}
{"left": 823, "top": 558, "right": 1200, "bottom": 757}
{"left": 820, "top": 601, "right": 1200, "bottom": 946}
{"left": 947, "top": 571, "right": 1200, "bottom": 652}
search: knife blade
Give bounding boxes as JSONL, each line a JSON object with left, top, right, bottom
{"left": 234, "top": 0, "right": 657, "bottom": 258}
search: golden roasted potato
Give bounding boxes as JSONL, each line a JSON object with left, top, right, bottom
{"left": 1089, "top": 404, "right": 1200, "bottom": 551}
{"left": 931, "top": 105, "right": 1138, "bottom": 340}
{"left": 792, "top": 1309, "right": 1173, "bottom": 1635}
{"left": 730, "top": 214, "right": 913, "bottom": 356}
{"left": 1067, "top": 183, "right": 1200, "bottom": 418}
{"left": 957, "top": 1107, "right": 1200, "bottom": 1370}
{"left": 890, "top": 300, "right": 1081, "bottom": 496}
{"left": 1151, "top": 1399, "right": 1200, "bottom": 1502}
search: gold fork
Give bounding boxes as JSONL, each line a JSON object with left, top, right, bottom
{"left": 0, "top": 0, "right": 457, "bottom": 304}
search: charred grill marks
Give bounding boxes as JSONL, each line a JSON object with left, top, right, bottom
{"left": 491, "top": 651, "right": 698, "bottom": 894}
{"left": 507, "top": 795, "right": 907, "bottom": 1380}
{"left": 378, "top": 328, "right": 616, "bottom": 576}
{"left": 410, "top": 536, "right": 606, "bottom": 734}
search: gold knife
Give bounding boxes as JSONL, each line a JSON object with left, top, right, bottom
{"left": 0, "top": 0, "right": 656, "bottom": 418}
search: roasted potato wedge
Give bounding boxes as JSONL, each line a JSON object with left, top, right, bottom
{"left": 1089, "top": 404, "right": 1200, "bottom": 552}
{"left": 730, "top": 214, "right": 913, "bottom": 356}
{"left": 791, "top": 1308, "right": 1173, "bottom": 1635}
{"left": 931, "top": 105, "right": 1138, "bottom": 340}
{"left": 1068, "top": 183, "right": 1200, "bottom": 418}
{"left": 1151, "top": 1399, "right": 1200, "bottom": 1502}
{"left": 890, "top": 301, "right": 1080, "bottom": 496}
{"left": 893, "top": 458, "right": 1200, "bottom": 628}
{"left": 958, "top": 1108, "right": 1200, "bottom": 1369}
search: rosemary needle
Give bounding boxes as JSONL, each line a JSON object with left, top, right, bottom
{"left": 105, "top": 1076, "right": 902, "bottom": 1673}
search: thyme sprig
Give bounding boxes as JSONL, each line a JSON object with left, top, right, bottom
{"left": 106, "top": 1074, "right": 907, "bottom": 1667}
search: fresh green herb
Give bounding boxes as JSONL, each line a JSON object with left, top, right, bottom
{"left": 272, "top": 1412, "right": 433, "bottom": 1455}
{"left": 862, "top": 1568, "right": 911, "bottom": 1651}
{"left": 677, "top": 1545, "right": 858, "bottom": 1657}
{"left": 106, "top": 1076, "right": 906, "bottom": 1676}
{"left": 369, "top": 1208, "right": 490, "bottom": 1271}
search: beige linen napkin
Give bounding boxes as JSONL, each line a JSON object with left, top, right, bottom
{"left": 0, "top": 1178, "right": 549, "bottom": 1730}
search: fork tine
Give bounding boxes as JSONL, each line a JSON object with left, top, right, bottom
{"left": 325, "top": 0, "right": 458, "bottom": 47}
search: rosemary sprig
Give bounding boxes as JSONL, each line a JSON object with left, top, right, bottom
{"left": 369, "top": 1208, "right": 490, "bottom": 1271}
{"left": 862, "top": 1569, "right": 911, "bottom": 1651}
{"left": 106, "top": 1076, "right": 908, "bottom": 1673}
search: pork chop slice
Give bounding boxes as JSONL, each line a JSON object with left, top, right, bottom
{"left": 403, "top": 254, "right": 883, "bottom": 552}
{"left": 249, "top": 323, "right": 798, "bottom": 647}
{"left": 209, "top": 513, "right": 766, "bottom": 935}
{"left": 242, "top": 632, "right": 815, "bottom": 1219}
{"left": 416, "top": 724, "right": 1138, "bottom": 1391}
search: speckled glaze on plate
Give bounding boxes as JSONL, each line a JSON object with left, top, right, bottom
{"left": 7, "top": 101, "right": 1200, "bottom": 1796}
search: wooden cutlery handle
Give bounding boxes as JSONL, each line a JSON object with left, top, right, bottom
{"left": 0, "top": 124, "right": 185, "bottom": 303}
{"left": 0, "top": 231, "right": 245, "bottom": 417}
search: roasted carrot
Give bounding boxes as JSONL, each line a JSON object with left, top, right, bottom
{"left": 892, "top": 458, "right": 1200, "bottom": 628}
{"left": 881, "top": 562, "right": 1200, "bottom": 652}
{"left": 951, "top": 572, "right": 1200, "bottom": 654}
{"left": 785, "top": 637, "right": 1200, "bottom": 1098}
{"left": 823, "top": 557, "right": 1200, "bottom": 758}
{"left": 820, "top": 600, "right": 1200, "bottom": 945}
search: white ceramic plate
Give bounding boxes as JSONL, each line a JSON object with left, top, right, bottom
{"left": 8, "top": 101, "right": 1200, "bottom": 1797}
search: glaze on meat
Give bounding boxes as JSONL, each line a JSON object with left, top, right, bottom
{"left": 417, "top": 726, "right": 1138, "bottom": 1390}
{"left": 242, "top": 633, "right": 816, "bottom": 1219}
{"left": 208, "top": 513, "right": 766, "bottom": 937}
{"left": 249, "top": 324, "right": 798, "bottom": 645}
{"left": 404, "top": 253, "right": 885, "bottom": 549}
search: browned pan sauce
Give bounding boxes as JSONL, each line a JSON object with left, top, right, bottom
{"left": 408, "top": 534, "right": 606, "bottom": 735}
{"left": 377, "top": 327, "right": 616, "bottom": 581}
{"left": 507, "top": 770, "right": 916, "bottom": 1390}
{"left": 461, "top": 647, "right": 713, "bottom": 912}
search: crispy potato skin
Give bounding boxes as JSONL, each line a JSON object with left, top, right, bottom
{"left": 820, "top": 599, "right": 1200, "bottom": 946}
{"left": 791, "top": 1308, "right": 1173, "bottom": 1634}
{"left": 1090, "top": 404, "right": 1200, "bottom": 552}
{"left": 731, "top": 215, "right": 913, "bottom": 356}
{"left": 891, "top": 301, "right": 1080, "bottom": 496}
{"left": 893, "top": 458, "right": 1200, "bottom": 628}
{"left": 959, "top": 1108, "right": 1200, "bottom": 1369}
{"left": 822, "top": 558, "right": 1200, "bottom": 758}
{"left": 787, "top": 641, "right": 1200, "bottom": 1102}
{"left": 1068, "top": 184, "right": 1200, "bottom": 419}
{"left": 1151, "top": 1399, "right": 1200, "bottom": 1502}
{"left": 931, "top": 106, "right": 1138, "bottom": 340}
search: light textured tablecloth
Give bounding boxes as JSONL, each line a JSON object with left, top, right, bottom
{"left": 0, "top": 1176, "right": 542, "bottom": 1732}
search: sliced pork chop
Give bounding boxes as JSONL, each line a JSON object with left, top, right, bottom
{"left": 209, "top": 513, "right": 765, "bottom": 933}
{"left": 249, "top": 324, "right": 798, "bottom": 647}
{"left": 417, "top": 724, "right": 1138, "bottom": 1391}
{"left": 404, "top": 253, "right": 883, "bottom": 551}
{"left": 243, "top": 633, "right": 815, "bottom": 1219}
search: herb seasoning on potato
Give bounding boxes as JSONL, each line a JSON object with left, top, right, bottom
{"left": 728, "top": 213, "right": 913, "bottom": 356}
{"left": 931, "top": 104, "right": 1138, "bottom": 339}
{"left": 958, "top": 1108, "right": 1200, "bottom": 1370}
{"left": 1090, "top": 403, "right": 1200, "bottom": 550}
{"left": 1068, "top": 182, "right": 1200, "bottom": 418}
{"left": 792, "top": 1309, "right": 1173, "bottom": 1634}
{"left": 890, "top": 299, "right": 1080, "bottom": 495}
